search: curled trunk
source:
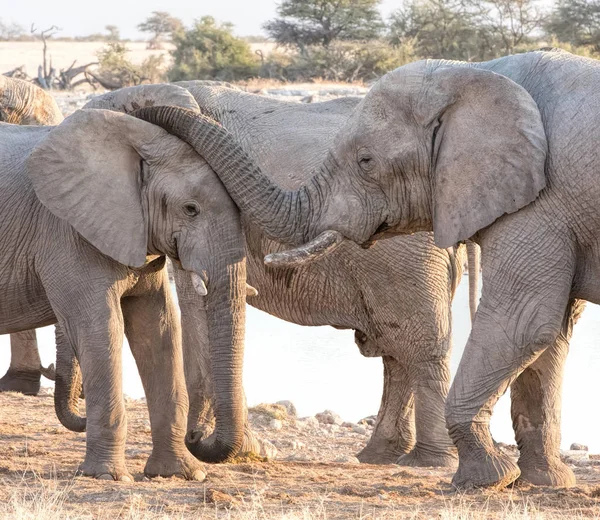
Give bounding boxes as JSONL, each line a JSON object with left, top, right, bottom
{"left": 54, "top": 323, "right": 86, "bottom": 432}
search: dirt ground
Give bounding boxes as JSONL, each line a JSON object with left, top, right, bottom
{"left": 1, "top": 392, "right": 600, "bottom": 519}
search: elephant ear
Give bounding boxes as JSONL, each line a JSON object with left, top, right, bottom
{"left": 26, "top": 109, "right": 165, "bottom": 267}
{"left": 422, "top": 67, "right": 547, "bottom": 248}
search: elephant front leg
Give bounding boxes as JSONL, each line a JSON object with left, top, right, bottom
{"left": 122, "top": 269, "right": 205, "bottom": 481}
{"left": 396, "top": 357, "right": 457, "bottom": 468}
{"left": 511, "top": 299, "right": 585, "bottom": 487}
{"left": 357, "top": 356, "right": 416, "bottom": 464}
{"left": 0, "top": 330, "right": 42, "bottom": 395}
{"left": 69, "top": 303, "right": 132, "bottom": 481}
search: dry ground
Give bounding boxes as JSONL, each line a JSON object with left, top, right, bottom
{"left": 2, "top": 393, "right": 600, "bottom": 519}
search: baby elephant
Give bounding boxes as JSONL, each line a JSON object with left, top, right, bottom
{"left": 0, "top": 85, "right": 255, "bottom": 481}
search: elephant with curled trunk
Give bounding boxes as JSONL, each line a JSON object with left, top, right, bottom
{"left": 126, "top": 82, "right": 481, "bottom": 467}
{"left": 0, "top": 76, "right": 62, "bottom": 395}
{"left": 154, "top": 50, "right": 598, "bottom": 489}
{"left": 0, "top": 83, "right": 257, "bottom": 480}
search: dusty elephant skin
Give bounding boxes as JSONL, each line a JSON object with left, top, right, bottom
{"left": 162, "top": 50, "right": 600, "bottom": 490}
{"left": 0, "top": 84, "right": 256, "bottom": 481}
{"left": 0, "top": 76, "right": 62, "bottom": 396}
{"left": 168, "top": 83, "right": 472, "bottom": 468}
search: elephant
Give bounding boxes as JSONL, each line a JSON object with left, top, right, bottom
{"left": 0, "top": 82, "right": 260, "bottom": 481}
{"left": 164, "top": 49, "right": 600, "bottom": 489}
{"left": 0, "top": 76, "right": 63, "bottom": 395}
{"left": 135, "top": 82, "right": 480, "bottom": 467}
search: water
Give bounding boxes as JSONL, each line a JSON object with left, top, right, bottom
{"left": 1, "top": 277, "right": 598, "bottom": 451}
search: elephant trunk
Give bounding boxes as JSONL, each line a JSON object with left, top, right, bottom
{"left": 132, "top": 106, "right": 331, "bottom": 248}
{"left": 184, "top": 252, "right": 247, "bottom": 462}
{"left": 466, "top": 241, "right": 480, "bottom": 323}
{"left": 54, "top": 324, "right": 86, "bottom": 433}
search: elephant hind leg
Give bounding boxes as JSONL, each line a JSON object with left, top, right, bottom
{"left": 0, "top": 330, "right": 42, "bottom": 396}
{"left": 357, "top": 356, "right": 416, "bottom": 464}
{"left": 512, "top": 299, "right": 585, "bottom": 488}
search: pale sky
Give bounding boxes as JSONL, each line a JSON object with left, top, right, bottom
{"left": 3, "top": 0, "right": 402, "bottom": 40}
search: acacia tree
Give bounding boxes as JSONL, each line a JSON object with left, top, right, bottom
{"left": 138, "top": 11, "right": 183, "bottom": 49}
{"left": 264, "top": 0, "right": 384, "bottom": 54}
{"left": 546, "top": 0, "right": 600, "bottom": 52}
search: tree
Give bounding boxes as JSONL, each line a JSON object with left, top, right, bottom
{"left": 169, "top": 16, "right": 258, "bottom": 81}
{"left": 138, "top": 11, "right": 183, "bottom": 49}
{"left": 105, "top": 25, "right": 121, "bottom": 42}
{"left": 469, "top": 0, "right": 547, "bottom": 55}
{"left": 0, "top": 19, "right": 26, "bottom": 41}
{"left": 389, "top": 0, "right": 486, "bottom": 61}
{"left": 546, "top": 0, "right": 600, "bottom": 52}
{"left": 264, "top": 0, "right": 384, "bottom": 53}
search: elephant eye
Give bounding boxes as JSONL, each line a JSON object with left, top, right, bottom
{"left": 183, "top": 202, "right": 200, "bottom": 217}
{"left": 358, "top": 155, "right": 375, "bottom": 173}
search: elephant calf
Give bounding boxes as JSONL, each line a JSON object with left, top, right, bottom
{"left": 0, "top": 84, "right": 257, "bottom": 481}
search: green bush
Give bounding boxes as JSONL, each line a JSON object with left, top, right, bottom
{"left": 169, "top": 17, "right": 259, "bottom": 81}
{"left": 96, "top": 42, "right": 165, "bottom": 88}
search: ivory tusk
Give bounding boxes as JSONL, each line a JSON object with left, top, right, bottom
{"left": 264, "top": 230, "right": 344, "bottom": 268}
{"left": 191, "top": 272, "right": 208, "bottom": 296}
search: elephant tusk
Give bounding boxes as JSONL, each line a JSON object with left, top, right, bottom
{"left": 191, "top": 272, "right": 208, "bottom": 296}
{"left": 264, "top": 230, "right": 344, "bottom": 268}
{"left": 246, "top": 284, "right": 258, "bottom": 297}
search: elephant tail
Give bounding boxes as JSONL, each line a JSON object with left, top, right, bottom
{"left": 466, "top": 240, "right": 481, "bottom": 323}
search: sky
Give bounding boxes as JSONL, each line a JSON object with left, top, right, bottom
{"left": 2, "top": 0, "right": 401, "bottom": 40}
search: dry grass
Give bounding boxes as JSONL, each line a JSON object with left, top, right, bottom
{"left": 3, "top": 394, "right": 600, "bottom": 519}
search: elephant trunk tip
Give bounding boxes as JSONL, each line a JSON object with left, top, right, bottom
{"left": 185, "top": 429, "right": 243, "bottom": 463}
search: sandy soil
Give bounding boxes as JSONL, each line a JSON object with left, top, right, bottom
{"left": 2, "top": 392, "right": 600, "bottom": 519}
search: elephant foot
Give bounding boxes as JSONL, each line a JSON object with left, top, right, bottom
{"left": 78, "top": 460, "right": 133, "bottom": 482}
{"left": 145, "top": 450, "right": 206, "bottom": 481}
{"left": 517, "top": 457, "right": 576, "bottom": 487}
{"left": 0, "top": 370, "right": 41, "bottom": 396}
{"left": 396, "top": 445, "right": 458, "bottom": 468}
{"left": 449, "top": 422, "right": 520, "bottom": 489}
{"left": 356, "top": 439, "right": 406, "bottom": 464}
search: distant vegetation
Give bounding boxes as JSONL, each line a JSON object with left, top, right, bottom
{"left": 1, "top": 0, "right": 599, "bottom": 88}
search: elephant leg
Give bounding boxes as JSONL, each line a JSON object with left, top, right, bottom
{"left": 121, "top": 268, "right": 205, "bottom": 481}
{"left": 397, "top": 357, "right": 457, "bottom": 467}
{"left": 174, "top": 264, "right": 268, "bottom": 459}
{"left": 0, "top": 330, "right": 42, "bottom": 395}
{"left": 512, "top": 299, "right": 585, "bottom": 487}
{"left": 357, "top": 356, "right": 416, "bottom": 464}
{"left": 68, "top": 297, "right": 132, "bottom": 481}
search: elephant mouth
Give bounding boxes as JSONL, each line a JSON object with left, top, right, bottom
{"left": 354, "top": 330, "right": 368, "bottom": 345}
{"left": 361, "top": 222, "right": 390, "bottom": 248}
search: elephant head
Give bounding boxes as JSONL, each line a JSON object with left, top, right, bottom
{"left": 25, "top": 90, "right": 248, "bottom": 462}
{"left": 0, "top": 75, "right": 63, "bottom": 125}
{"left": 147, "top": 63, "right": 547, "bottom": 265}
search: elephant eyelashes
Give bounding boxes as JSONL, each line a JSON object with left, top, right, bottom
{"left": 183, "top": 203, "right": 200, "bottom": 217}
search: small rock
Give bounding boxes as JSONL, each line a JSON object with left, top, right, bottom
{"left": 561, "top": 450, "right": 590, "bottom": 464}
{"left": 352, "top": 424, "right": 368, "bottom": 435}
{"left": 276, "top": 400, "right": 297, "bottom": 417}
{"left": 269, "top": 419, "right": 283, "bottom": 431}
{"left": 570, "top": 443, "right": 589, "bottom": 451}
{"left": 342, "top": 422, "right": 356, "bottom": 428}
{"left": 298, "top": 416, "right": 319, "bottom": 429}
{"left": 316, "top": 410, "right": 343, "bottom": 425}
{"left": 359, "top": 415, "right": 377, "bottom": 427}
{"left": 334, "top": 455, "right": 360, "bottom": 464}
{"left": 142, "top": 420, "right": 151, "bottom": 433}
{"left": 205, "top": 488, "right": 237, "bottom": 507}
{"left": 259, "top": 439, "right": 278, "bottom": 459}
{"left": 285, "top": 452, "right": 311, "bottom": 462}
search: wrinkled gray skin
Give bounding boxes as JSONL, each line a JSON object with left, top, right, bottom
{"left": 0, "top": 76, "right": 63, "bottom": 396}
{"left": 188, "top": 50, "right": 598, "bottom": 489}
{"left": 171, "top": 83, "right": 471, "bottom": 467}
{"left": 0, "top": 83, "right": 256, "bottom": 480}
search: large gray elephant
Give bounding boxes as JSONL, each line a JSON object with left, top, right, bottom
{"left": 0, "top": 76, "right": 63, "bottom": 395}
{"left": 138, "top": 50, "right": 600, "bottom": 488}
{"left": 130, "top": 82, "right": 480, "bottom": 467}
{"left": 0, "top": 83, "right": 257, "bottom": 481}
